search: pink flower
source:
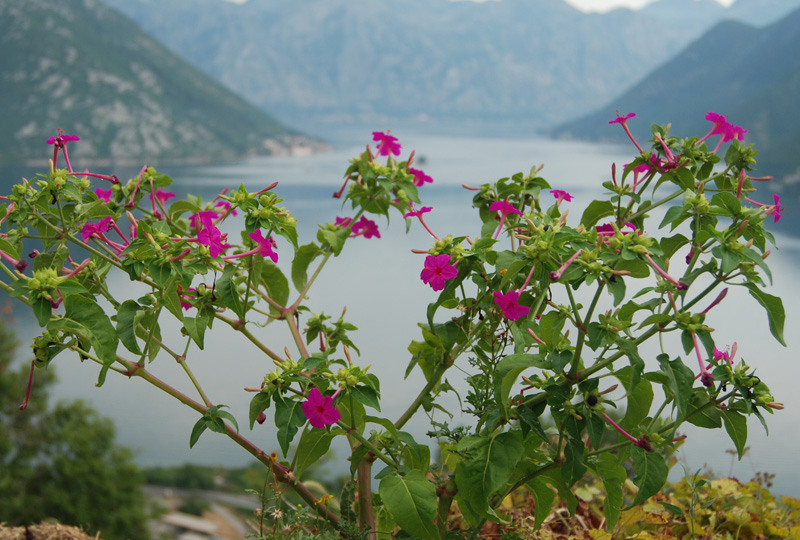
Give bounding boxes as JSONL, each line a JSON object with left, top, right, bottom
{"left": 302, "top": 388, "right": 341, "bottom": 429}
{"left": 608, "top": 112, "right": 636, "bottom": 125}
{"left": 155, "top": 189, "right": 176, "bottom": 204}
{"left": 420, "top": 254, "right": 458, "bottom": 291}
{"left": 46, "top": 133, "right": 80, "bottom": 146}
{"left": 95, "top": 188, "right": 113, "bottom": 203}
{"left": 771, "top": 193, "right": 783, "bottom": 223}
{"left": 197, "top": 219, "right": 231, "bottom": 258}
{"left": 190, "top": 211, "right": 220, "bottom": 229}
{"left": 214, "top": 200, "right": 238, "bottom": 217}
{"left": 81, "top": 216, "right": 114, "bottom": 242}
{"left": 351, "top": 216, "right": 380, "bottom": 239}
{"left": 335, "top": 216, "right": 352, "bottom": 228}
{"left": 493, "top": 290, "right": 530, "bottom": 321}
{"left": 489, "top": 200, "right": 523, "bottom": 217}
{"left": 551, "top": 189, "right": 573, "bottom": 203}
{"left": 404, "top": 206, "right": 433, "bottom": 219}
{"left": 409, "top": 168, "right": 433, "bottom": 187}
{"left": 372, "top": 131, "right": 402, "bottom": 157}
{"left": 247, "top": 230, "right": 278, "bottom": 263}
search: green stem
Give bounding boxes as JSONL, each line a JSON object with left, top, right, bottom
{"left": 568, "top": 281, "right": 605, "bottom": 380}
{"left": 340, "top": 423, "right": 398, "bottom": 470}
{"left": 288, "top": 250, "right": 333, "bottom": 313}
{"left": 112, "top": 354, "right": 341, "bottom": 526}
{"left": 215, "top": 313, "right": 283, "bottom": 363}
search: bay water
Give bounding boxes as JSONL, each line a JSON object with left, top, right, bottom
{"left": 2, "top": 133, "right": 798, "bottom": 495}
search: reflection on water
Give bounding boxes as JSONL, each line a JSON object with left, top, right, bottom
{"left": 2, "top": 134, "right": 798, "bottom": 495}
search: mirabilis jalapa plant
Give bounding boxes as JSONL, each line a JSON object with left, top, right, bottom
{"left": 0, "top": 117, "right": 786, "bottom": 539}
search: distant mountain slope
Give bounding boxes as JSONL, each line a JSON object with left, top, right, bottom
{"left": 0, "top": 0, "right": 317, "bottom": 164}
{"left": 552, "top": 6, "right": 800, "bottom": 184}
{"left": 98, "top": 0, "right": 735, "bottom": 132}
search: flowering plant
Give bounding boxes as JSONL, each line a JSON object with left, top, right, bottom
{"left": 0, "top": 120, "right": 786, "bottom": 539}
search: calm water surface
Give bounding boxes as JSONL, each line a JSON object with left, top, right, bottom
{"left": 2, "top": 133, "right": 798, "bottom": 495}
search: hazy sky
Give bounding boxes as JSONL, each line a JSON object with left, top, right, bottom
{"left": 563, "top": 0, "right": 735, "bottom": 12}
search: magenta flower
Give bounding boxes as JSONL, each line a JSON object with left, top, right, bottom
{"left": 95, "top": 188, "right": 113, "bottom": 203}
{"left": 420, "top": 254, "right": 458, "bottom": 291}
{"left": 549, "top": 249, "right": 583, "bottom": 281}
{"left": 493, "top": 290, "right": 530, "bottom": 321}
{"left": 155, "top": 189, "right": 176, "bottom": 204}
{"left": 302, "top": 388, "right": 341, "bottom": 429}
{"left": 223, "top": 230, "right": 278, "bottom": 263}
{"left": 214, "top": 200, "right": 238, "bottom": 217}
{"left": 608, "top": 111, "right": 643, "bottom": 153}
{"left": 409, "top": 167, "right": 433, "bottom": 187}
{"left": 351, "top": 216, "right": 380, "bottom": 239}
{"left": 335, "top": 216, "right": 352, "bottom": 228}
{"left": 489, "top": 200, "right": 523, "bottom": 217}
{"left": 551, "top": 189, "right": 573, "bottom": 203}
{"left": 489, "top": 199, "right": 524, "bottom": 240}
{"left": 372, "top": 131, "right": 402, "bottom": 157}
{"left": 404, "top": 206, "right": 433, "bottom": 219}
{"left": 81, "top": 216, "right": 114, "bottom": 242}
{"left": 191, "top": 211, "right": 220, "bottom": 229}
{"left": 46, "top": 133, "right": 80, "bottom": 146}
{"left": 608, "top": 112, "right": 636, "bottom": 125}
{"left": 197, "top": 219, "right": 231, "bottom": 258}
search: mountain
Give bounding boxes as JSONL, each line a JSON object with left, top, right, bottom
{"left": 97, "top": 0, "right": 757, "bottom": 134}
{"left": 0, "top": 0, "right": 321, "bottom": 165}
{"left": 552, "top": 6, "right": 800, "bottom": 188}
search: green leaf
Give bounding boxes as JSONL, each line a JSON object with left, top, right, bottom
{"left": 580, "top": 200, "right": 614, "bottom": 229}
{"left": 32, "top": 297, "right": 52, "bottom": 327}
{"left": 274, "top": 395, "right": 307, "bottom": 456}
{"left": 379, "top": 470, "right": 440, "bottom": 540}
{"left": 116, "top": 300, "right": 143, "bottom": 354}
{"left": 259, "top": 260, "right": 290, "bottom": 315}
{"left": 493, "top": 354, "right": 548, "bottom": 414}
{"left": 60, "top": 295, "right": 118, "bottom": 386}
{"left": 721, "top": 409, "right": 747, "bottom": 459}
{"left": 291, "top": 242, "right": 321, "bottom": 293}
{"left": 656, "top": 354, "right": 695, "bottom": 420}
{"left": 182, "top": 316, "right": 209, "bottom": 350}
{"left": 743, "top": 283, "right": 786, "bottom": 346}
{"left": 525, "top": 478, "right": 555, "bottom": 530}
{"left": 593, "top": 453, "right": 627, "bottom": 529}
{"left": 454, "top": 432, "right": 524, "bottom": 518}
{"left": 294, "top": 428, "right": 335, "bottom": 477}
{"left": 614, "top": 366, "right": 653, "bottom": 431}
{"left": 351, "top": 385, "right": 381, "bottom": 412}
{"left": 216, "top": 265, "right": 245, "bottom": 320}
{"left": 629, "top": 448, "right": 668, "bottom": 507}
{"left": 686, "top": 391, "right": 722, "bottom": 429}
{"left": 189, "top": 417, "right": 208, "bottom": 448}
{"left": 248, "top": 392, "right": 272, "bottom": 430}
{"left": 561, "top": 438, "right": 587, "bottom": 487}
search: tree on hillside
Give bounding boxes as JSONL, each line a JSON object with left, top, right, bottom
{"left": 0, "top": 312, "right": 150, "bottom": 540}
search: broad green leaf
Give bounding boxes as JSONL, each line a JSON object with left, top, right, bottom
{"left": 182, "top": 315, "right": 209, "bottom": 350}
{"left": 721, "top": 409, "right": 747, "bottom": 459}
{"left": 614, "top": 366, "right": 653, "bottom": 431}
{"left": 593, "top": 453, "right": 627, "bottom": 529}
{"left": 455, "top": 431, "right": 524, "bottom": 518}
{"left": 60, "top": 295, "right": 118, "bottom": 386}
{"left": 656, "top": 354, "right": 695, "bottom": 420}
{"left": 580, "top": 200, "right": 614, "bottom": 229}
{"left": 274, "top": 395, "right": 307, "bottom": 456}
{"left": 295, "top": 428, "right": 335, "bottom": 477}
{"left": 561, "top": 438, "right": 587, "bottom": 487}
{"left": 525, "top": 478, "right": 555, "bottom": 530}
{"left": 351, "top": 385, "right": 381, "bottom": 412}
{"left": 493, "top": 354, "right": 547, "bottom": 414}
{"left": 379, "top": 470, "right": 440, "bottom": 540}
{"left": 116, "top": 300, "right": 143, "bottom": 354}
{"left": 685, "top": 391, "right": 722, "bottom": 429}
{"left": 248, "top": 392, "right": 271, "bottom": 430}
{"left": 743, "top": 283, "right": 786, "bottom": 346}
{"left": 291, "top": 242, "right": 321, "bottom": 293}
{"left": 629, "top": 448, "right": 668, "bottom": 507}
{"left": 259, "top": 260, "right": 290, "bottom": 315}
{"left": 32, "top": 297, "right": 52, "bottom": 327}
{"left": 216, "top": 265, "right": 245, "bottom": 319}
